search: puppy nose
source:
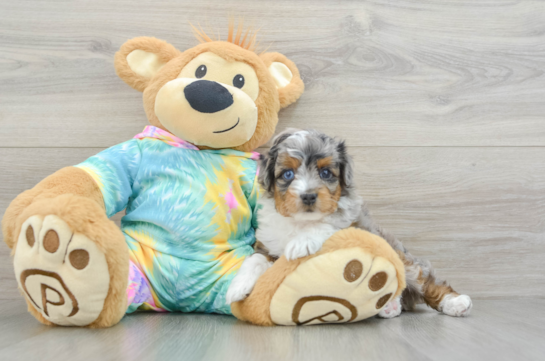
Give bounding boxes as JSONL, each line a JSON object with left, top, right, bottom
{"left": 184, "top": 80, "right": 234, "bottom": 113}
{"left": 301, "top": 193, "right": 318, "bottom": 206}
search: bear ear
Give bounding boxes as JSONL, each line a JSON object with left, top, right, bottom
{"left": 114, "top": 37, "right": 181, "bottom": 92}
{"left": 260, "top": 52, "right": 305, "bottom": 108}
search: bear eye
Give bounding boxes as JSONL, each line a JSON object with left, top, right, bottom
{"left": 282, "top": 170, "right": 295, "bottom": 181}
{"left": 319, "top": 169, "right": 332, "bottom": 180}
{"left": 233, "top": 74, "right": 245, "bottom": 88}
{"left": 195, "top": 65, "right": 207, "bottom": 78}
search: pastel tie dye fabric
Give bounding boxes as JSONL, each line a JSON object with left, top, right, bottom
{"left": 75, "top": 126, "right": 261, "bottom": 315}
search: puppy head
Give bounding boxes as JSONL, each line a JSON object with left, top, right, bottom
{"left": 260, "top": 129, "right": 354, "bottom": 220}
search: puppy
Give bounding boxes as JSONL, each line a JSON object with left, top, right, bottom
{"left": 226, "top": 129, "right": 472, "bottom": 319}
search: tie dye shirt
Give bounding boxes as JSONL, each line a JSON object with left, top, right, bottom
{"left": 75, "top": 126, "right": 260, "bottom": 315}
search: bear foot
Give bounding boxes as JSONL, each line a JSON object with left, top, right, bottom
{"left": 14, "top": 215, "right": 111, "bottom": 326}
{"left": 270, "top": 247, "right": 400, "bottom": 325}
{"left": 231, "top": 228, "right": 406, "bottom": 326}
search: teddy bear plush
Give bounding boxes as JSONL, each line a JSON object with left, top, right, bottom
{"left": 1, "top": 25, "right": 405, "bottom": 327}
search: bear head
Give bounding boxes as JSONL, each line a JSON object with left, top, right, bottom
{"left": 114, "top": 25, "right": 304, "bottom": 152}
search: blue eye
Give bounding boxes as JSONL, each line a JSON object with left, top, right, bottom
{"left": 320, "top": 169, "right": 332, "bottom": 179}
{"left": 282, "top": 170, "right": 295, "bottom": 181}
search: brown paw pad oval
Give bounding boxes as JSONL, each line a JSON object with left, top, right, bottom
{"left": 376, "top": 293, "right": 393, "bottom": 309}
{"left": 369, "top": 271, "right": 388, "bottom": 291}
{"left": 26, "top": 225, "right": 35, "bottom": 247}
{"left": 343, "top": 260, "right": 363, "bottom": 282}
{"left": 69, "top": 249, "right": 90, "bottom": 270}
{"left": 43, "top": 230, "right": 60, "bottom": 253}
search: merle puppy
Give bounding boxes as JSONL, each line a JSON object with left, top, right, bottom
{"left": 226, "top": 129, "right": 472, "bottom": 318}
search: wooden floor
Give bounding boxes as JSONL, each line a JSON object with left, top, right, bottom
{"left": 0, "top": 299, "right": 543, "bottom": 361}
{"left": 1, "top": 0, "right": 545, "bottom": 359}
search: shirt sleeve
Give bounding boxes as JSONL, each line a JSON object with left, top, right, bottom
{"left": 74, "top": 139, "right": 142, "bottom": 218}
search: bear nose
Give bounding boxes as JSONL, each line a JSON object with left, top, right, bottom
{"left": 184, "top": 80, "right": 234, "bottom": 113}
{"left": 301, "top": 193, "right": 318, "bottom": 206}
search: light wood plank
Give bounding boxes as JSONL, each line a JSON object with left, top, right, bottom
{"left": 1, "top": 0, "right": 545, "bottom": 147}
{"left": 0, "top": 300, "right": 50, "bottom": 351}
{"left": 0, "top": 299, "right": 544, "bottom": 361}
{"left": 1, "top": 146, "right": 544, "bottom": 299}
{"left": 380, "top": 299, "right": 545, "bottom": 361}
{"left": 350, "top": 146, "right": 545, "bottom": 299}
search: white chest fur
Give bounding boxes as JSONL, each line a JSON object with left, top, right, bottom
{"left": 255, "top": 195, "right": 362, "bottom": 258}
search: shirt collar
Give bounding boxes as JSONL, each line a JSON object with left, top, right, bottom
{"left": 134, "top": 126, "right": 199, "bottom": 150}
{"left": 134, "top": 125, "right": 261, "bottom": 160}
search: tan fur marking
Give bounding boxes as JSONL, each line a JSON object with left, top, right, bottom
{"left": 418, "top": 269, "right": 458, "bottom": 310}
{"left": 280, "top": 155, "right": 301, "bottom": 171}
{"left": 396, "top": 250, "right": 458, "bottom": 311}
{"left": 266, "top": 255, "right": 278, "bottom": 262}
{"left": 274, "top": 184, "right": 299, "bottom": 217}
{"left": 316, "top": 185, "right": 341, "bottom": 214}
{"left": 316, "top": 157, "right": 333, "bottom": 169}
{"left": 253, "top": 240, "right": 278, "bottom": 262}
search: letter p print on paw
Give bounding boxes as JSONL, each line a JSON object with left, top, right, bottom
{"left": 14, "top": 215, "right": 111, "bottom": 326}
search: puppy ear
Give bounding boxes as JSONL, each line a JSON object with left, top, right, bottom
{"left": 260, "top": 52, "right": 305, "bottom": 108}
{"left": 114, "top": 37, "right": 181, "bottom": 92}
{"left": 260, "top": 130, "right": 294, "bottom": 193}
{"left": 258, "top": 153, "right": 275, "bottom": 194}
{"left": 337, "top": 141, "right": 354, "bottom": 189}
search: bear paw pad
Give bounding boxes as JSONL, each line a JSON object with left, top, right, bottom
{"left": 270, "top": 248, "right": 400, "bottom": 325}
{"left": 14, "top": 215, "right": 110, "bottom": 326}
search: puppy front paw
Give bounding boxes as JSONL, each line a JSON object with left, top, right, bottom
{"left": 377, "top": 297, "right": 402, "bottom": 319}
{"left": 226, "top": 277, "right": 255, "bottom": 304}
{"left": 284, "top": 237, "right": 324, "bottom": 261}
